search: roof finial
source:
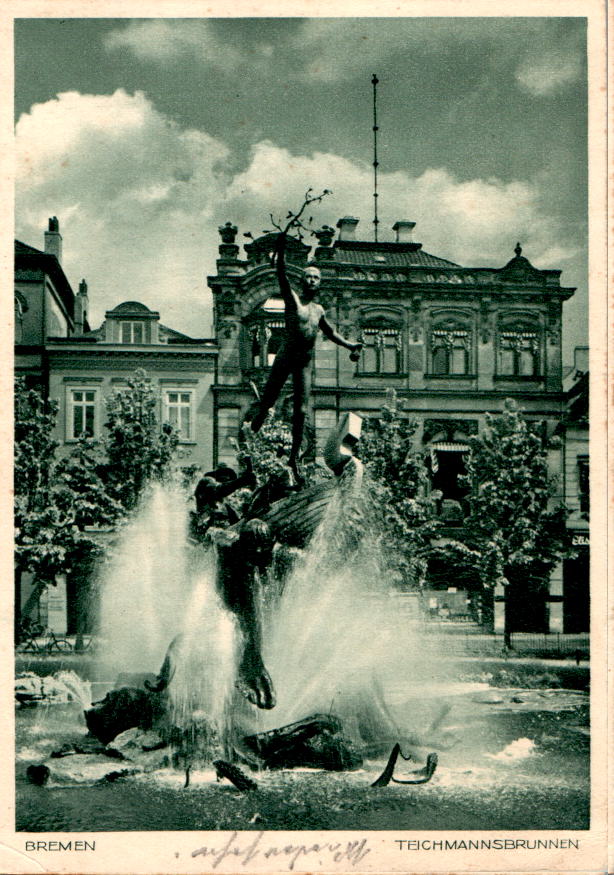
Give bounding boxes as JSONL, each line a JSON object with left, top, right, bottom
{"left": 371, "top": 73, "right": 380, "bottom": 243}
{"left": 514, "top": 242, "right": 522, "bottom": 257}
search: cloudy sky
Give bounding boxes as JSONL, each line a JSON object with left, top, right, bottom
{"left": 15, "top": 17, "right": 587, "bottom": 364}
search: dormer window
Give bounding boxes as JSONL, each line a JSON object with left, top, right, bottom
{"left": 121, "top": 321, "right": 144, "bottom": 344}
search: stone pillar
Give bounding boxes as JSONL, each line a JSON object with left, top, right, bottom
{"left": 545, "top": 301, "right": 562, "bottom": 391}
{"left": 548, "top": 561, "right": 564, "bottom": 632}
{"left": 477, "top": 297, "right": 494, "bottom": 390}
{"left": 43, "top": 574, "right": 68, "bottom": 635}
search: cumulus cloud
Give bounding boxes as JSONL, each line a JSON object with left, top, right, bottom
{"left": 16, "top": 89, "right": 229, "bottom": 332}
{"left": 223, "top": 142, "right": 574, "bottom": 269}
{"left": 16, "top": 91, "right": 576, "bottom": 339}
{"left": 515, "top": 50, "right": 582, "bottom": 96}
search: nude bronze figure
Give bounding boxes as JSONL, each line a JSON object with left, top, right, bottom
{"left": 248, "top": 232, "right": 362, "bottom": 484}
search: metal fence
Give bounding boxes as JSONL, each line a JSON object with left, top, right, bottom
{"left": 417, "top": 627, "right": 590, "bottom": 659}
{"left": 505, "top": 632, "right": 589, "bottom": 657}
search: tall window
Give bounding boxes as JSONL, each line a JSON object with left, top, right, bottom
{"left": 499, "top": 329, "right": 539, "bottom": 376}
{"left": 120, "top": 321, "right": 145, "bottom": 344}
{"left": 250, "top": 328, "right": 262, "bottom": 367}
{"left": 250, "top": 321, "right": 285, "bottom": 367}
{"left": 15, "top": 293, "right": 29, "bottom": 343}
{"left": 164, "top": 390, "right": 194, "bottom": 440}
{"left": 265, "top": 324, "right": 286, "bottom": 366}
{"left": 358, "top": 328, "right": 402, "bottom": 374}
{"left": 68, "top": 389, "right": 97, "bottom": 439}
{"left": 577, "top": 457, "right": 589, "bottom": 517}
{"left": 431, "top": 329, "right": 470, "bottom": 375}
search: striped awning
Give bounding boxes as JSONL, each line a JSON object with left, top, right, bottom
{"left": 430, "top": 442, "right": 470, "bottom": 452}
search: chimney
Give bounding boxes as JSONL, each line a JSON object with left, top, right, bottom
{"left": 336, "top": 216, "right": 359, "bottom": 242}
{"left": 392, "top": 221, "right": 416, "bottom": 243}
{"left": 74, "top": 278, "right": 89, "bottom": 335}
{"left": 44, "top": 216, "right": 63, "bottom": 263}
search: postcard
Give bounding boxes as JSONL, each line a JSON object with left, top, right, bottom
{"left": 2, "top": 1, "right": 609, "bottom": 873}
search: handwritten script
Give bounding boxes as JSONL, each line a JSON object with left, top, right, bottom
{"left": 192, "top": 831, "right": 371, "bottom": 871}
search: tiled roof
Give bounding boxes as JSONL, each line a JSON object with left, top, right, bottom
{"left": 159, "top": 323, "right": 196, "bottom": 342}
{"left": 332, "top": 244, "right": 459, "bottom": 269}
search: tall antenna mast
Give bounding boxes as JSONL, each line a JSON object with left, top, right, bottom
{"left": 371, "top": 73, "right": 380, "bottom": 242}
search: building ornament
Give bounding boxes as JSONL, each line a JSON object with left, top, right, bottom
{"left": 358, "top": 327, "right": 402, "bottom": 352}
{"left": 313, "top": 225, "right": 335, "bottom": 246}
{"left": 547, "top": 325, "right": 561, "bottom": 346}
{"left": 218, "top": 222, "right": 238, "bottom": 244}
{"left": 410, "top": 296, "right": 423, "bottom": 342}
{"left": 422, "top": 418, "right": 479, "bottom": 444}
{"left": 479, "top": 297, "right": 493, "bottom": 343}
{"left": 217, "top": 319, "right": 239, "bottom": 340}
{"left": 500, "top": 330, "right": 539, "bottom": 354}
{"left": 546, "top": 302, "right": 561, "bottom": 346}
{"left": 431, "top": 329, "right": 471, "bottom": 350}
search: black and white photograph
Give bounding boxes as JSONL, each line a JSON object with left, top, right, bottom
{"left": 5, "top": 3, "right": 609, "bottom": 873}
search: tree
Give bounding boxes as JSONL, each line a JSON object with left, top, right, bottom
{"left": 461, "top": 399, "right": 570, "bottom": 646}
{"left": 103, "top": 369, "right": 179, "bottom": 511}
{"left": 14, "top": 370, "right": 178, "bottom": 640}
{"left": 54, "top": 436, "right": 124, "bottom": 532}
{"left": 14, "top": 382, "right": 96, "bottom": 636}
{"left": 15, "top": 382, "right": 66, "bottom": 625}
{"left": 357, "top": 390, "right": 439, "bottom": 588}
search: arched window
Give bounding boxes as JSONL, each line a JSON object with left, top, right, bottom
{"left": 498, "top": 319, "right": 540, "bottom": 376}
{"left": 429, "top": 314, "right": 472, "bottom": 375}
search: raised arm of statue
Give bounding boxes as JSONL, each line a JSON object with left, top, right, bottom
{"left": 275, "top": 233, "right": 296, "bottom": 311}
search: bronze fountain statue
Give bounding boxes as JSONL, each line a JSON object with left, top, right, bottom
{"left": 83, "top": 197, "right": 438, "bottom": 785}
{"left": 246, "top": 231, "right": 362, "bottom": 485}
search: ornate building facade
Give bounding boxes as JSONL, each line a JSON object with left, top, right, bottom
{"left": 208, "top": 217, "right": 577, "bottom": 633}
{"left": 14, "top": 215, "right": 586, "bottom": 637}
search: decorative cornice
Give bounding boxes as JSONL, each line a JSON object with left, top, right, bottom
{"left": 46, "top": 344, "right": 216, "bottom": 356}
